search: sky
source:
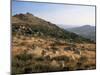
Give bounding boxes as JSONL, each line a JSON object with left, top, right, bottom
{"left": 12, "top": 1, "right": 96, "bottom": 27}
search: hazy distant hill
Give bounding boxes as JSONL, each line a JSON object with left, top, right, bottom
{"left": 66, "top": 25, "right": 96, "bottom": 42}
{"left": 57, "top": 24, "right": 79, "bottom": 29}
{"left": 12, "top": 13, "right": 93, "bottom": 43}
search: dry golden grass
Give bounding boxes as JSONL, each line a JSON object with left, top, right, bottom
{"left": 12, "top": 35, "right": 96, "bottom": 74}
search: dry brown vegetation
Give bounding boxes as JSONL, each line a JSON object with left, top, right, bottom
{"left": 12, "top": 35, "right": 96, "bottom": 74}
{"left": 12, "top": 13, "right": 96, "bottom": 75}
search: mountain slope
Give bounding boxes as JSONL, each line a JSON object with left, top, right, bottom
{"left": 66, "top": 25, "right": 96, "bottom": 42}
{"left": 12, "top": 13, "right": 96, "bottom": 74}
{"left": 12, "top": 13, "right": 93, "bottom": 43}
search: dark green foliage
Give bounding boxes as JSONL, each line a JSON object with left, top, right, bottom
{"left": 33, "top": 56, "right": 44, "bottom": 61}
{"left": 52, "top": 55, "right": 70, "bottom": 61}
{"left": 16, "top": 51, "right": 32, "bottom": 61}
{"left": 51, "top": 46, "right": 59, "bottom": 50}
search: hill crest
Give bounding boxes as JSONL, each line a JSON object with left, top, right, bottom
{"left": 12, "top": 13, "right": 94, "bottom": 43}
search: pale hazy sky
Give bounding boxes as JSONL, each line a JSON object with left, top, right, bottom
{"left": 12, "top": 1, "right": 95, "bottom": 26}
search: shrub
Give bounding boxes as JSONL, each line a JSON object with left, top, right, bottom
{"left": 52, "top": 55, "right": 70, "bottom": 61}
{"left": 16, "top": 51, "right": 33, "bottom": 61}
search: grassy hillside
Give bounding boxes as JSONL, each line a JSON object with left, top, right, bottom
{"left": 12, "top": 13, "right": 96, "bottom": 75}
{"left": 12, "top": 13, "right": 94, "bottom": 43}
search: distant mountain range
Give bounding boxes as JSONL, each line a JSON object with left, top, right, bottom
{"left": 66, "top": 25, "right": 96, "bottom": 42}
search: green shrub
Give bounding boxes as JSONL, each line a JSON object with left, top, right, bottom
{"left": 16, "top": 51, "right": 32, "bottom": 61}
{"left": 52, "top": 55, "right": 70, "bottom": 61}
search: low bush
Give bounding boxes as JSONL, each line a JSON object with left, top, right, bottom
{"left": 52, "top": 55, "right": 70, "bottom": 61}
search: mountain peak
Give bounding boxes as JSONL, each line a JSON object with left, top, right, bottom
{"left": 13, "top": 13, "right": 34, "bottom": 20}
{"left": 14, "top": 12, "right": 34, "bottom": 16}
{"left": 26, "top": 12, "right": 33, "bottom": 16}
